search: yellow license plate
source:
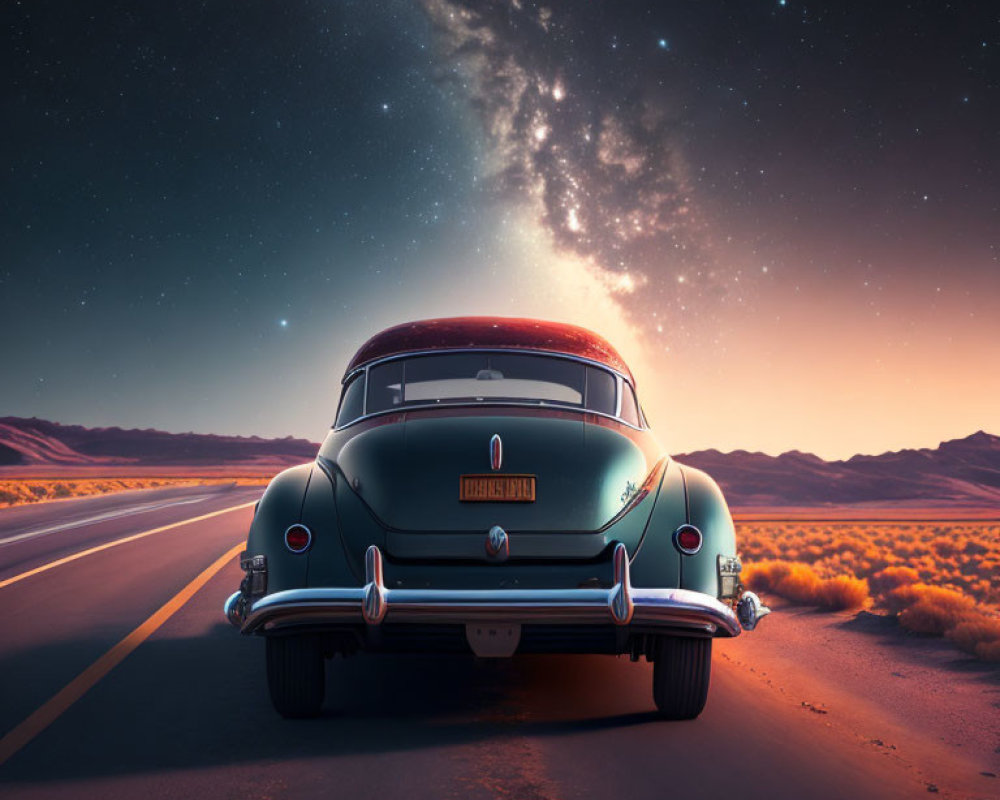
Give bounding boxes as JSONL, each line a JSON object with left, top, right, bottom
{"left": 460, "top": 474, "right": 536, "bottom": 502}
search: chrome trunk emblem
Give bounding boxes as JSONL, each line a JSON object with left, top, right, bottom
{"left": 490, "top": 434, "right": 502, "bottom": 471}
{"left": 485, "top": 524, "right": 509, "bottom": 561}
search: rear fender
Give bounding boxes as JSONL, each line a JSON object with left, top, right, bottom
{"left": 629, "top": 459, "right": 684, "bottom": 588}
{"left": 246, "top": 463, "right": 313, "bottom": 593}
{"left": 677, "top": 465, "right": 737, "bottom": 598}
{"left": 303, "top": 464, "right": 367, "bottom": 587}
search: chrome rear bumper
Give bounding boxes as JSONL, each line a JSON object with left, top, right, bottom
{"left": 225, "top": 543, "right": 747, "bottom": 638}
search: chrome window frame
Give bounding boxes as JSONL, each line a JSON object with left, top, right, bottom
{"left": 617, "top": 378, "right": 641, "bottom": 428}
{"left": 333, "top": 371, "right": 366, "bottom": 429}
{"left": 332, "top": 348, "right": 646, "bottom": 432}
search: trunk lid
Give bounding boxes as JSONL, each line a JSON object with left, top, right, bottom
{"left": 333, "top": 414, "right": 656, "bottom": 536}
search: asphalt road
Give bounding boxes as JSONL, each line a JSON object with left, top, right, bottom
{"left": 0, "top": 487, "right": 938, "bottom": 799}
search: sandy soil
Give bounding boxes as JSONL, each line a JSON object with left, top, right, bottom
{"left": 720, "top": 598, "right": 1000, "bottom": 799}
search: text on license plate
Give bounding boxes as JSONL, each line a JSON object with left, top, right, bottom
{"left": 460, "top": 474, "right": 536, "bottom": 502}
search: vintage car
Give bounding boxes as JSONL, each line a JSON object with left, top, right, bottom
{"left": 225, "top": 317, "right": 768, "bottom": 719}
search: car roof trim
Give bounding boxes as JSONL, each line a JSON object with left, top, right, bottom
{"left": 345, "top": 317, "right": 635, "bottom": 383}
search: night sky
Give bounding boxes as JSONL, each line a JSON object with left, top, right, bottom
{"left": 2, "top": 1, "right": 998, "bottom": 458}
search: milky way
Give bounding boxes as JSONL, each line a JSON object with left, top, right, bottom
{"left": 423, "top": 0, "right": 723, "bottom": 335}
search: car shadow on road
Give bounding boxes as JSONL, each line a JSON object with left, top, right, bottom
{"left": 1, "top": 623, "right": 665, "bottom": 784}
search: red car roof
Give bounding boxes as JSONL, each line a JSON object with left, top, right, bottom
{"left": 346, "top": 317, "right": 634, "bottom": 383}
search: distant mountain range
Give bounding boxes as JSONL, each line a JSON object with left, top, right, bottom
{"left": 676, "top": 431, "right": 1000, "bottom": 508}
{"left": 1, "top": 417, "right": 998, "bottom": 507}
{"left": 0, "top": 417, "right": 317, "bottom": 469}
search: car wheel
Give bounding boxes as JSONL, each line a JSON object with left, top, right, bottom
{"left": 652, "top": 635, "right": 711, "bottom": 720}
{"left": 266, "top": 634, "right": 325, "bottom": 718}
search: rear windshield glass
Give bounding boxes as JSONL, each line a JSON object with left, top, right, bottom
{"left": 367, "top": 353, "right": 584, "bottom": 413}
{"left": 337, "top": 352, "right": 634, "bottom": 426}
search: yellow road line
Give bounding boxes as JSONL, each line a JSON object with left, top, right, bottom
{"left": 0, "top": 541, "right": 245, "bottom": 765}
{"left": 0, "top": 501, "right": 255, "bottom": 590}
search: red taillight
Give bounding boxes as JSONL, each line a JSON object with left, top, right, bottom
{"left": 673, "top": 524, "right": 703, "bottom": 555}
{"left": 284, "top": 524, "right": 312, "bottom": 553}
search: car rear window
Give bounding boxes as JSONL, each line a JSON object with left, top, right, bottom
{"left": 366, "top": 352, "right": 584, "bottom": 413}
{"left": 337, "top": 352, "right": 639, "bottom": 427}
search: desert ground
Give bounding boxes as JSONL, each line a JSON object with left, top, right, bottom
{"left": 736, "top": 516, "right": 1000, "bottom": 663}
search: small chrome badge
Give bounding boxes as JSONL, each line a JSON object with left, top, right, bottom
{"left": 485, "top": 524, "right": 509, "bottom": 561}
{"left": 490, "top": 433, "right": 502, "bottom": 471}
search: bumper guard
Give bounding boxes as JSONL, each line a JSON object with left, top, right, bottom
{"left": 225, "top": 543, "right": 756, "bottom": 638}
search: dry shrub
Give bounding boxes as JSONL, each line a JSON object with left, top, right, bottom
{"left": 963, "top": 540, "right": 989, "bottom": 556}
{"left": 890, "top": 584, "right": 977, "bottom": 634}
{"left": 869, "top": 565, "right": 920, "bottom": 596}
{"left": 802, "top": 544, "right": 824, "bottom": 560}
{"left": 745, "top": 560, "right": 810, "bottom": 598}
{"left": 818, "top": 575, "right": 870, "bottom": 610}
{"left": 737, "top": 520, "right": 1000, "bottom": 662}
{"left": 744, "top": 560, "right": 868, "bottom": 610}
{"left": 932, "top": 537, "right": 963, "bottom": 558}
{"left": 975, "top": 641, "right": 1000, "bottom": 661}
{"left": 947, "top": 618, "right": 1000, "bottom": 661}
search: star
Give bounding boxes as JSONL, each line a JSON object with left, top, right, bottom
{"left": 279, "top": 319, "right": 288, "bottom": 328}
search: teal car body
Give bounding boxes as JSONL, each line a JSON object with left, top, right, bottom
{"left": 226, "top": 317, "right": 767, "bottom": 718}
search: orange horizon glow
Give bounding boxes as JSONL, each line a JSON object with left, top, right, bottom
{"left": 331, "top": 210, "right": 998, "bottom": 462}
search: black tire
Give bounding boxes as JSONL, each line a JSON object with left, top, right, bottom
{"left": 266, "top": 634, "right": 325, "bottom": 718}
{"left": 652, "top": 636, "right": 712, "bottom": 720}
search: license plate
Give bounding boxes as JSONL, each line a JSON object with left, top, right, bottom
{"left": 460, "top": 474, "right": 536, "bottom": 502}
{"left": 466, "top": 623, "right": 521, "bottom": 657}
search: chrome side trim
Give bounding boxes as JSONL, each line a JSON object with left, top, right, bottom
{"left": 236, "top": 545, "right": 742, "bottom": 637}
